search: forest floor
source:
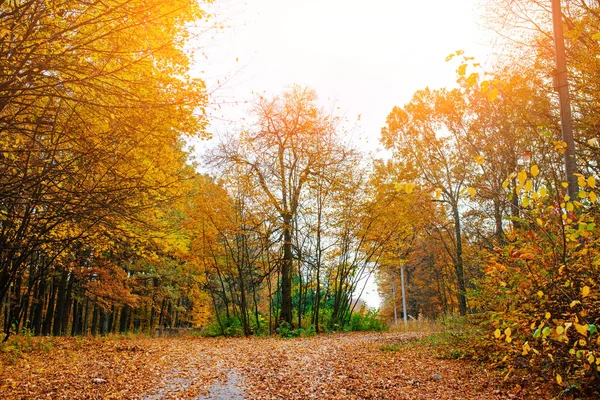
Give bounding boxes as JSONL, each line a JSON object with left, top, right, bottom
{"left": 0, "top": 331, "right": 554, "bottom": 399}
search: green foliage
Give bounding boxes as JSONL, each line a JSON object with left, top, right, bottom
{"left": 349, "top": 309, "right": 388, "bottom": 332}
{"left": 203, "top": 316, "right": 244, "bottom": 338}
{"left": 275, "top": 321, "right": 304, "bottom": 338}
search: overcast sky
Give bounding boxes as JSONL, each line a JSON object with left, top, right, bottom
{"left": 189, "top": 0, "right": 494, "bottom": 151}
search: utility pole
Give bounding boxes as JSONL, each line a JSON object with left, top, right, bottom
{"left": 400, "top": 261, "right": 408, "bottom": 324}
{"left": 551, "top": 0, "right": 578, "bottom": 198}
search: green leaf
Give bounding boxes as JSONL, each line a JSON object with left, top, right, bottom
{"left": 542, "top": 326, "right": 551, "bottom": 338}
{"left": 589, "top": 324, "right": 597, "bottom": 335}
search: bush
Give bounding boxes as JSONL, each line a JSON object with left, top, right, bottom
{"left": 275, "top": 321, "right": 303, "bottom": 338}
{"left": 203, "top": 316, "right": 244, "bottom": 337}
{"left": 349, "top": 309, "right": 387, "bottom": 332}
{"left": 472, "top": 171, "right": 600, "bottom": 394}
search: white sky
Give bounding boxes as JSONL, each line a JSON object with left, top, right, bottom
{"left": 188, "top": 0, "right": 495, "bottom": 307}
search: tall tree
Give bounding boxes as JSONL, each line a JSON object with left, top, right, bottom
{"left": 381, "top": 88, "right": 473, "bottom": 315}
{"left": 209, "top": 86, "right": 349, "bottom": 325}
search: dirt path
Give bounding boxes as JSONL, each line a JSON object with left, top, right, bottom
{"left": 1, "top": 332, "right": 542, "bottom": 399}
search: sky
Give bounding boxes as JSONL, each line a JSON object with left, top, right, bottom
{"left": 187, "top": 0, "right": 495, "bottom": 308}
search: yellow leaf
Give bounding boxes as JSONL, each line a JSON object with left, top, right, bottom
{"left": 574, "top": 323, "right": 588, "bottom": 336}
{"left": 536, "top": 218, "right": 544, "bottom": 226}
{"left": 518, "top": 170, "right": 527, "bottom": 184}
{"left": 579, "top": 191, "right": 588, "bottom": 199}
{"left": 590, "top": 191, "right": 597, "bottom": 203}
{"left": 537, "top": 290, "right": 544, "bottom": 297}
{"left": 540, "top": 187, "right": 547, "bottom": 197}
{"left": 545, "top": 312, "right": 551, "bottom": 319}
{"left": 579, "top": 338, "right": 587, "bottom": 346}
{"left": 502, "top": 180, "right": 510, "bottom": 189}
{"left": 556, "top": 326, "right": 564, "bottom": 335}
{"left": 530, "top": 164, "right": 539, "bottom": 177}
{"left": 405, "top": 182, "right": 415, "bottom": 194}
{"left": 468, "top": 187, "right": 477, "bottom": 197}
{"left": 487, "top": 88, "right": 499, "bottom": 102}
{"left": 435, "top": 188, "right": 442, "bottom": 200}
{"left": 494, "top": 329, "right": 501, "bottom": 339}
{"left": 570, "top": 300, "right": 581, "bottom": 308}
{"left": 578, "top": 176, "right": 587, "bottom": 187}
{"left": 475, "top": 155, "right": 484, "bottom": 165}
{"left": 556, "top": 374, "right": 562, "bottom": 385}
{"left": 588, "top": 354, "right": 595, "bottom": 364}
{"left": 588, "top": 176, "right": 596, "bottom": 188}
{"left": 566, "top": 202, "right": 574, "bottom": 212}
{"left": 466, "top": 72, "right": 478, "bottom": 87}
{"left": 561, "top": 182, "right": 569, "bottom": 188}
{"left": 505, "top": 327, "right": 512, "bottom": 337}
{"left": 525, "top": 180, "right": 533, "bottom": 192}
{"left": 582, "top": 286, "right": 590, "bottom": 298}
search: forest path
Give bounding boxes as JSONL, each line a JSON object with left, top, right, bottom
{"left": 1, "top": 332, "right": 537, "bottom": 399}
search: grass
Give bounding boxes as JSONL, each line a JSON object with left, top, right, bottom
{"left": 387, "top": 319, "right": 443, "bottom": 334}
{"left": 378, "top": 316, "right": 483, "bottom": 361}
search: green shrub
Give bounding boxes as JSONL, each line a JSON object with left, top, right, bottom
{"left": 276, "top": 321, "right": 303, "bottom": 338}
{"left": 203, "top": 316, "right": 244, "bottom": 337}
{"left": 349, "top": 309, "right": 387, "bottom": 332}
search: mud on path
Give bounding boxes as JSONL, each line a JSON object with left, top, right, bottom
{"left": 1, "top": 332, "right": 538, "bottom": 399}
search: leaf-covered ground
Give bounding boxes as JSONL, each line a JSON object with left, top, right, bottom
{"left": 1, "top": 332, "right": 551, "bottom": 399}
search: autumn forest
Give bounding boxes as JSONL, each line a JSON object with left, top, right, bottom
{"left": 1, "top": 0, "right": 600, "bottom": 398}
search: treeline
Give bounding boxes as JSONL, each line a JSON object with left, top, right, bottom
{"left": 375, "top": 0, "right": 600, "bottom": 391}
{"left": 0, "top": 0, "right": 399, "bottom": 339}
{"left": 0, "top": 0, "right": 209, "bottom": 339}
{"left": 195, "top": 87, "right": 399, "bottom": 336}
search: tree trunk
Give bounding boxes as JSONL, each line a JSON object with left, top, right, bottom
{"left": 452, "top": 204, "right": 467, "bottom": 316}
{"left": 32, "top": 277, "right": 46, "bottom": 335}
{"left": 119, "top": 305, "right": 130, "bottom": 333}
{"left": 91, "top": 303, "right": 99, "bottom": 336}
{"left": 60, "top": 274, "right": 74, "bottom": 335}
{"left": 43, "top": 277, "right": 58, "bottom": 336}
{"left": 53, "top": 271, "right": 68, "bottom": 336}
{"left": 280, "top": 213, "right": 293, "bottom": 325}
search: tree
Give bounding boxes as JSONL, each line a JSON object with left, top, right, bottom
{"left": 209, "top": 85, "right": 353, "bottom": 326}
{"left": 0, "top": 0, "right": 208, "bottom": 338}
{"left": 381, "top": 88, "right": 474, "bottom": 315}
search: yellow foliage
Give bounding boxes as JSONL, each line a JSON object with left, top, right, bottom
{"left": 530, "top": 164, "right": 539, "bottom": 177}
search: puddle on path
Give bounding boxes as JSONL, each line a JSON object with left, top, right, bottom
{"left": 199, "top": 369, "right": 244, "bottom": 400}
{"left": 145, "top": 368, "right": 245, "bottom": 400}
